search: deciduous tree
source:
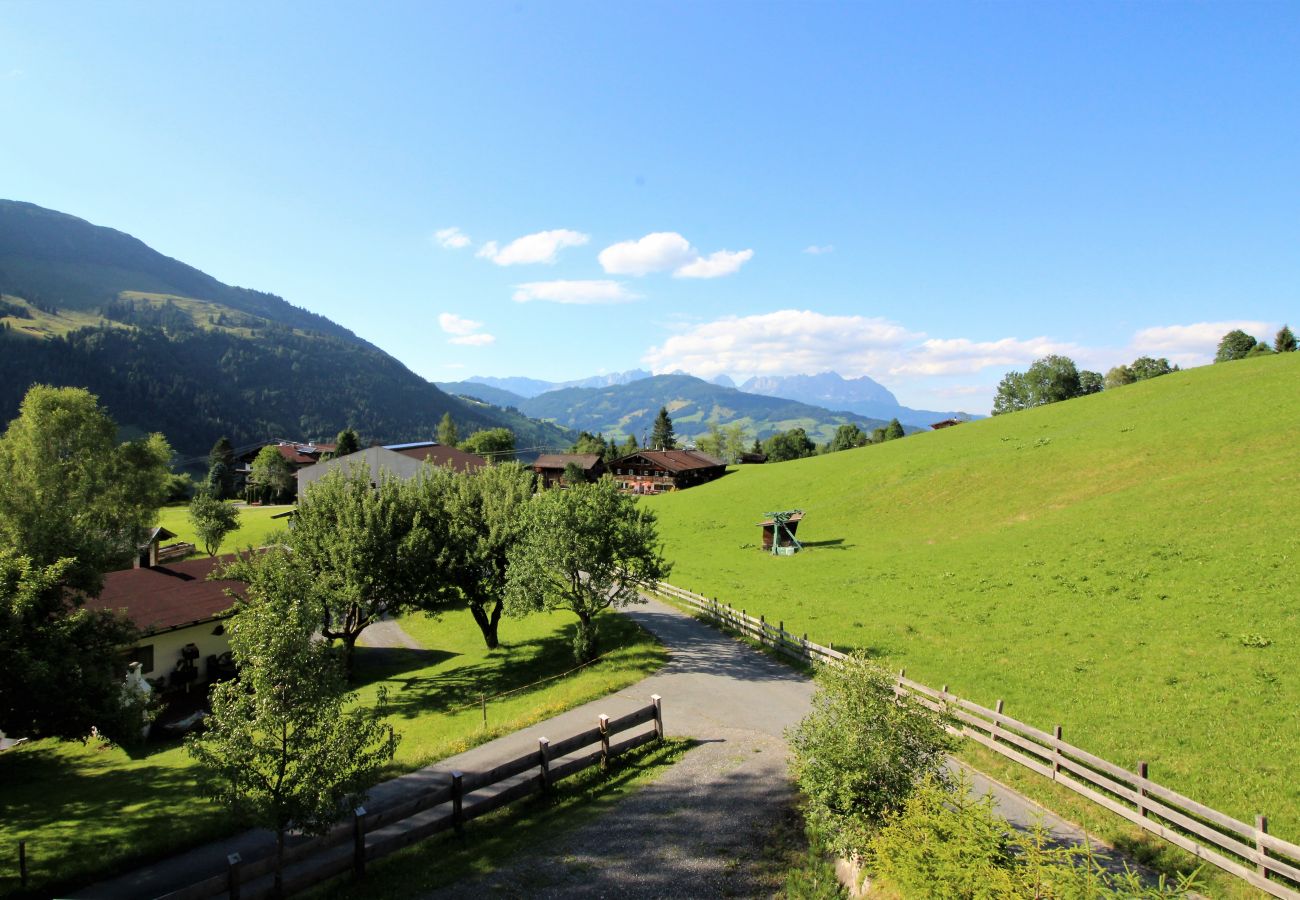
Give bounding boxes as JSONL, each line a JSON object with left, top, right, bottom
{"left": 461, "top": 427, "right": 515, "bottom": 457}
{"left": 883, "top": 418, "right": 906, "bottom": 441}
{"left": 187, "top": 550, "right": 397, "bottom": 894}
{"left": 1215, "top": 329, "right": 1258, "bottom": 362}
{"left": 248, "top": 445, "right": 295, "bottom": 504}
{"left": 763, "top": 427, "right": 816, "bottom": 462}
{"left": 188, "top": 491, "right": 241, "bottom": 557}
{"left": 505, "top": 478, "right": 669, "bottom": 662}
{"left": 827, "top": 424, "right": 869, "bottom": 453}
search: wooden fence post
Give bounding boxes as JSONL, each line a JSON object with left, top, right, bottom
{"left": 993, "top": 699, "right": 1004, "bottom": 744}
{"left": 227, "top": 852, "right": 242, "bottom": 900}
{"left": 538, "top": 738, "right": 551, "bottom": 792}
{"left": 352, "top": 806, "right": 367, "bottom": 876}
{"left": 451, "top": 771, "right": 464, "bottom": 835}
{"left": 1137, "top": 762, "right": 1149, "bottom": 818}
{"left": 1257, "top": 814, "right": 1270, "bottom": 880}
{"left": 480, "top": 694, "right": 487, "bottom": 730}
{"left": 759, "top": 614, "right": 766, "bottom": 646}
{"left": 599, "top": 714, "right": 611, "bottom": 767}
{"left": 1052, "top": 725, "right": 1062, "bottom": 778}
{"left": 18, "top": 840, "right": 27, "bottom": 889}
{"left": 651, "top": 695, "right": 664, "bottom": 741}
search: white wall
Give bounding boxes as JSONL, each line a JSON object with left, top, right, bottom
{"left": 127, "top": 619, "right": 231, "bottom": 684}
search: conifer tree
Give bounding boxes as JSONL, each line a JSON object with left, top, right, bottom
{"left": 649, "top": 407, "right": 676, "bottom": 450}
{"left": 1275, "top": 324, "right": 1297, "bottom": 353}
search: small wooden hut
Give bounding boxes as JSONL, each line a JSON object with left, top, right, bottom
{"left": 757, "top": 510, "right": 805, "bottom": 555}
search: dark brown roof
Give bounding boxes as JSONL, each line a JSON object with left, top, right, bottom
{"left": 533, "top": 453, "right": 603, "bottom": 471}
{"left": 393, "top": 444, "right": 488, "bottom": 473}
{"left": 616, "top": 449, "right": 726, "bottom": 473}
{"left": 86, "top": 555, "right": 244, "bottom": 635}
{"left": 757, "top": 512, "right": 805, "bottom": 527}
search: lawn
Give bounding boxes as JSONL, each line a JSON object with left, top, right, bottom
{"left": 0, "top": 605, "right": 665, "bottom": 897}
{"left": 644, "top": 353, "right": 1300, "bottom": 838}
{"left": 156, "top": 502, "right": 293, "bottom": 557}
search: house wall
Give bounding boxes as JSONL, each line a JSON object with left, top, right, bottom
{"left": 127, "top": 620, "right": 231, "bottom": 684}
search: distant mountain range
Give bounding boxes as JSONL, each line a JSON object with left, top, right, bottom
{"left": 0, "top": 200, "right": 573, "bottom": 460}
{"left": 498, "top": 373, "right": 914, "bottom": 446}
{"left": 737, "top": 372, "right": 978, "bottom": 428}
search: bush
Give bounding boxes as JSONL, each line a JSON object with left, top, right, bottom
{"left": 786, "top": 653, "right": 954, "bottom": 858}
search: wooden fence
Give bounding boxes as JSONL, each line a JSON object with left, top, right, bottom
{"left": 655, "top": 581, "right": 1300, "bottom": 900}
{"left": 159, "top": 696, "right": 664, "bottom": 900}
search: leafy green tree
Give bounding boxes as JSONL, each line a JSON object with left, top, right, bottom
{"left": 187, "top": 549, "right": 398, "bottom": 894}
{"left": 1215, "top": 329, "right": 1258, "bottom": 362}
{"left": 1024, "top": 355, "right": 1081, "bottom": 404}
{"left": 0, "top": 385, "right": 172, "bottom": 594}
{"left": 433, "top": 462, "right": 536, "bottom": 649}
{"left": 721, "top": 421, "right": 749, "bottom": 463}
{"left": 188, "top": 491, "right": 241, "bottom": 557}
{"left": 332, "top": 428, "right": 361, "bottom": 458}
{"left": 1129, "top": 356, "right": 1177, "bottom": 380}
{"left": 649, "top": 406, "right": 676, "bottom": 450}
{"left": 1078, "top": 370, "right": 1104, "bottom": 395}
{"left": 991, "top": 371, "right": 1030, "bottom": 415}
{"left": 562, "top": 461, "right": 588, "bottom": 485}
{"left": 570, "top": 430, "right": 608, "bottom": 457}
{"left": 1248, "top": 341, "right": 1274, "bottom": 357}
{"left": 505, "top": 478, "right": 669, "bottom": 662}
{"left": 786, "top": 653, "right": 954, "bottom": 858}
{"left": 1105, "top": 364, "right": 1136, "bottom": 389}
{"left": 1276, "top": 324, "right": 1297, "bottom": 353}
{"left": 461, "top": 427, "right": 515, "bottom": 457}
{"left": 883, "top": 418, "right": 906, "bottom": 441}
{"left": 763, "top": 427, "right": 816, "bottom": 462}
{"left": 827, "top": 424, "right": 869, "bottom": 454}
{"left": 163, "top": 470, "right": 195, "bottom": 502}
{"left": 206, "top": 436, "right": 236, "bottom": 499}
{"left": 619, "top": 433, "right": 640, "bottom": 456}
{"left": 288, "top": 467, "right": 447, "bottom": 674}
{"left": 0, "top": 551, "right": 142, "bottom": 742}
{"left": 248, "top": 445, "right": 296, "bottom": 504}
{"left": 436, "top": 412, "right": 459, "bottom": 448}
{"left": 694, "top": 421, "right": 726, "bottom": 459}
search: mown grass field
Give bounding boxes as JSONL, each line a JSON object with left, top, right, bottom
{"left": 0, "top": 606, "right": 664, "bottom": 897}
{"left": 645, "top": 353, "right": 1300, "bottom": 836}
{"left": 156, "top": 502, "right": 292, "bottom": 557}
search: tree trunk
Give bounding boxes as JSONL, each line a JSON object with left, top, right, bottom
{"left": 341, "top": 631, "right": 359, "bottom": 678}
{"left": 573, "top": 610, "right": 598, "bottom": 663}
{"left": 469, "top": 600, "right": 503, "bottom": 649}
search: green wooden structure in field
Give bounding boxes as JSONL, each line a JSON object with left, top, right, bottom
{"left": 758, "top": 509, "right": 805, "bottom": 555}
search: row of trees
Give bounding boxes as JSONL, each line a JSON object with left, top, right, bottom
{"left": 437, "top": 411, "right": 517, "bottom": 456}
{"left": 1215, "top": 325, "right": 1296, "bottom": 361}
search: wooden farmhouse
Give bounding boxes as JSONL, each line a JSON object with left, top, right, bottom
{"left": 930, "top": 418, "right": 964, "bottom": 429}
{"left": 607, "top": 449, "right": 727, "bottom": 494}
{"left": 235, "top": 439, "right": 336, "bottom": 488}
{"left": 295, "top": 442, "right": 487, "bottom": 500}
{"left": 532, "top": 453, "right": 606, "bottom": 488}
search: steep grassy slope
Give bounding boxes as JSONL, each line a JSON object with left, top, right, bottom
{"left": 645, "top": 353, "right": 1300, "bottom": 830}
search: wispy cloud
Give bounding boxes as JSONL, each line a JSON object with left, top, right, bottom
{"left": 478, "top": 229, "right": 589, "bottom": 266}
{"left": 598, "top": 231, "right": 754, "bottom": 279}
{"left": 889, "top": 336, "right": 1083, "bottom": 377}
{"left": 803, "top": 244, "right": 834, "bottom": 255}
{"left": 434, "top": 227, "right": 472, "bottom": 250}
{"left": 438, "top": 312, "right": 494, "bottom": 346}
{"left": 512, "top": 280, "right": 639, "bottom": 305}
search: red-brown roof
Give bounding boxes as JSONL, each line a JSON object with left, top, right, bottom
{"left": 393, "top": 444, "right": 488, "bottom": 473}
{"left": 617, "top": 449, "right": 726, "bottom": 473}
{"left": 86, "top": 555, "right": 245, "bottom": 635}
{"left": 276, "top": 443, "right": 336, "bottom": 465}
{"left": 533, "top": 453, "right": 603, "bottom": 471}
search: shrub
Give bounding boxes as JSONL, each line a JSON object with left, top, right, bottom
{"left": 786, "top": 652, "right": 954, "bottom": 857}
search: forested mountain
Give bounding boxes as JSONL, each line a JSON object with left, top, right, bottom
{"left": 436, "top": 381, "right": 530, "bottom": 409}
{"left": 515, "top": 373, "right": 900, "bottom": 445}
{"left": 0, "top": 201, "right": 573, "bottom": 460}
{"left": 739, "top": 371, "right": 979, "bottom": 427}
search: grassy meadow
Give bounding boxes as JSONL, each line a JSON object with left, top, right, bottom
{"left": 645, "top": 353, "right": 1300, "bottom": 835}
{"left": 156, "top": 502, "right": 292, "bottom": 557}
{"left": 0, "top": 605, "right": 664, "bottom": 897}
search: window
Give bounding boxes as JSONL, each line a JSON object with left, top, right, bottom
{"left": 124, "top": 644, "right": 155, "bottom": 675}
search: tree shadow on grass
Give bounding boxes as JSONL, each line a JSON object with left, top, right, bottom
{"left": 799, "top": 538, "right": 852, "bottom": 550}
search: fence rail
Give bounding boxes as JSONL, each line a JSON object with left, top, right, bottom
{"left": 159, "top": 696, "right": 664, "bottom": 900}
{"left": 654, "top": 581, "right": 1300, "bottom": 900}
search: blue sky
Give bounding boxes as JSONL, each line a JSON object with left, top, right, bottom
{"left": 2, "top": 2, "right": 1297, "bottom": 412}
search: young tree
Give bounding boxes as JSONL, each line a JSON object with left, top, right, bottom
{"left": 0, "top": 385, "right": 172, "bottom": 594}
{"left": 721, "top": 421, "right": 749, "bottom": 463}
{"left": 562, "top": 461, "right": 588, "bottom": 485}
{"left": 1215, "top": 329, "right": 1258, "bottom": 362}
{"left": 505, "top": 478, "right": 669, "bottom": 662}
{"left": 187, "top": 550, "right": 398, "bottom": 894}
{"left": 461, "top": 427, "right": 515, "bottom": 457}
{"left": 0, "top": 551, "right": 141, "bottom": 742}
{"left": 436, "top": 412, "right": 460, "bottom": 448}
{"left": 619, "top": 433, "right": 640, "bottom": 456}
{"left": 991, "top": 371, "right": 1030, "bottom": 415}
{"left": 570, "top": 430, "right": 608, "bottom": 457}
{"left": 827, "top": 424, "right": 868, "bottom": 453}
{"left": 434, "top": 462, "right": 536, "bottom": 649}
{"left": 649, "top": 406, "right": 676, "bottom": 450}
{"left": 1248, "top": 341, "right": 1275, "bottom": 357}
{"left": 332, "top": 428, "right": 361, "bottom": 458}
{"left": 883, "top": 418, "right": 906, "bottom": 441}
{"left": 1276, "top": 324, "right": 1297, "bottom": 353}
{"left": 695, "top": 421, "right": 726, "bottom": 459}
{"left": 787, "top": 653, "right": 955, "bottom": 857}
{"left": 248, "top": 445, "right": 295, "bottom": 504}
{"left": 206, "top": 436, "right": 236, "bottom": 499}
{"left": 288, "top": 467, "right": 448, "bottom": 674}
{"left": 188, "top": 491, "right": 241, "bottom": 557}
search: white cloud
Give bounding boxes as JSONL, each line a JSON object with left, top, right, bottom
{"left": 803, "top": 244, "right": 834, "bottom": 255}
{"left": 1130, "top": 320, "right": 1272, "bottom": 367}
{"left": 438, "top": 312, "right": 482, "bottom": 336}
{"left": 512, "top": 280, "right": 639, "bottom": 305}
{"left": 598, "top": 231, "right": 753, "bottom": 278}
{"left": 477, "top": 229, "right": 589, "bottom": 266}
{"left": 642, "top": 309, "right": 919, "bottom": 379}
{"left": 675, "top": 249, "right": 754, "bottom": 279}
{"left": 889, "top": 336, "right": 1083, "bottom": 377}
{"left": 438, "top": 311, "right": 494, "bottom": 347}
{"left": 434, "top": 227, "right": 471, "bottom": 250}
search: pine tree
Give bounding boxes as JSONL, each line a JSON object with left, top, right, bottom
{"left": 207, "top": 436, "right": 236, "bottom": 500}
{"left": 332, "top": 428, "right": 361, "bottom": 457}
{"left": 437, "top": 412, "right": 460, "bottom": 447}
{"left": 1275, "top": 324, "right": 1297, "bottom": 353}
{"left": 649, "top": 407, "right": 676, "bottom": 450}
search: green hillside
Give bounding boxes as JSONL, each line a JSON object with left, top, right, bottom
{"left": 645, "top": 354, "right": 1300, "bottom": 831}
{"left": 518, "top": 373, "right": 900, "bottom": 445}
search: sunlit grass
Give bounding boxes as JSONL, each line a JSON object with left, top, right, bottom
{"left": 156, "top": 502, "right": 292, "bottom": 557}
